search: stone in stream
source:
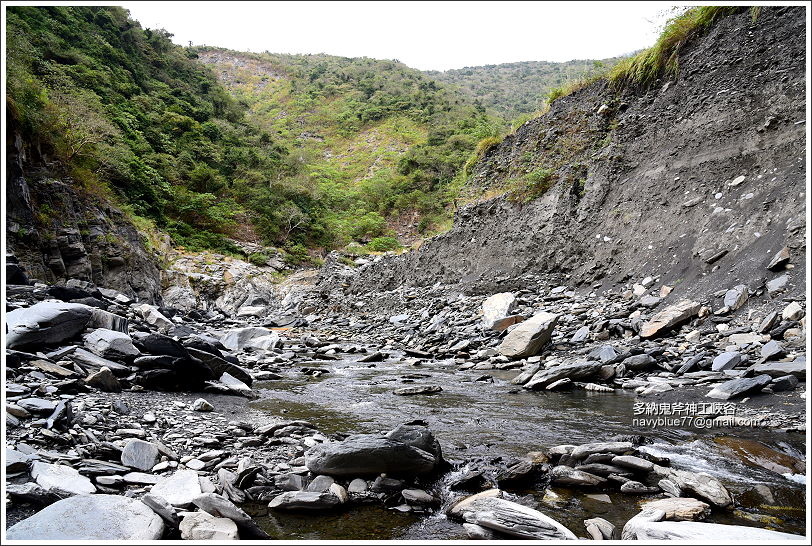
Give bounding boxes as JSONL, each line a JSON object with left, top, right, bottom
{"left": 402, "top": 488, "right": 437, "bottom": 505}
{"left": 481, "top": 292, "right": 516, "bottom": 330}
{"left": 84, "top": 328, "right": 140, "bottom": 360}
{"left": 306, "top": 475, "right": 335, "bottom": 492}
{"left": 622, "top": 509, "right": 804, "bottom": 540}
{"left": 497, "top": 311, "right": 558, "bottom": 358}
{"left": 549, "top": 466, "right": 607, "bottom": 487}
{"left": 641, "top": 497, "right": 710, "bottom": 521}
{"left": 651, "top": 466, "right": 732, "bottom": 507}
{"left": 723, "top": 284, "right": 749, "bottom": 311}
{"left": 570, "top": 441, "right": 634, "bottom": 460}
{"left": 524, "top": 361, "right": 603, "bottom": 390}
{"left": 510, "top": 363, "right": 541, "bottom": 385}
{"left": 449, "top": 492, "right": 576, "bottom": 539}
{"left": 347, "top": 478, "right": 367, "bottom": 493}
{"left": 268, "top": 491, "right": 342, "bottom": 511}
{"left": 149, "top": 469, "right": 203, "bottom": 507}
{"left": 706, "top": 374, "right": 772, "bottom": 400}
{"left": 85, "top": 366, "right": 122, "bottom": 392}
{"left": 584, "top": 517, "right": 617, "bottom": 540}
{"left": 31, "top": 461, "right": 96, "bottom": 497}
{"left": 305, "top": 423, "right": 441, "bottom": 476}
{"left": 620, "top": 481, "right": 659, "bottom": 494}
{"left": 121, "top": 439, "right": 160, "bottom": 471}
{"left": 6, "top": 301, "right": 93, "bottom": 348}
{"left": 6, "top": 494, "right": 164, "bottom": 540}
{"left": 463, "top": 523, "right": 496, "bottom": 540}
{"left": 179, "top": 511, "right": 239, "bottom": 540}
{"left": 394, "top": 385, "right": 442, "bottom": 395}
{"left": 639, "top": 300, "right": 700, "bottom": 338}
{"left": 711, "top": 351, "right": 743, "bottom": 371}
{"left": 193, "top": 492, "right": 270, "bottom": 538}
{"left": 611, "top": 455, "right": 654, "bottom": 473}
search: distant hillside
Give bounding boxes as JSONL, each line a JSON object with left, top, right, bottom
{"left": 425, "top": 58, "right": 625, "bottom": 119}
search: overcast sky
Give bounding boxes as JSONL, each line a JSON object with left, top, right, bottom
{"left": 121, "top": 1, "right": 680, "bottom": 71}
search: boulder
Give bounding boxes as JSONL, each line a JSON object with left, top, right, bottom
{"left": 622, "top": 509, "right": 803, "bottom": 540}
{"left": 394, "top": 385, "right": 443, "bottom": 395}
{"left": 584, "top": 517, "right": 616, "bottom": 540}
{"left": 193, "top": 492, "right": 269, "bottom": 538}
{"left": 706, "top": 374, "right": 772, "bottom": 400}
{"left": 711, "top": 351, "right": 743, "bottom": 371}
{"left": 149, "top": 469, "right": 202, "bottom": 507}
{"left": 651, "top": 466, "right": 732, "bottom": 507}
{"left": 611, "top": 455, "right": 653, "bottom": 472}
{"left": 70, "top": 347, "right": 131, "bottom": 376}
{"left": 121, "top": 439, "right": 160, "bottom": 471}
{"left": 85, "top": 366, "right": 122, "bottom": 392}
{"left": 6, "top": 448, "right": 34, "bottom": 473}
{"left": 641, "top": 497, "right": 710, "bottom": 521}
{"left": 450, "top": 494, "right": 576, "bottom": 539}
{"left": 267, "top": 491, "right": 342, "bottom": 511}
{"left": 760, "top": 340, "right": 785, "bottom": 361}
{"left": 782, "top": 301, "right": 804, "bottom": 321}
{"left": 179, "top": 511, "right": 239, "bottom": 540}
{"left": 570, "top": 441, "right": 634, "bottom": 460}
{"left": 723, "top": 285, "right": 749, "bottom": 311}
{"left": 31, "top": 461, "right": 96, "bottom": 497}
{"left": 6, "top": 302, "right": 93, "bottom": 348}
{"left": 524, "top": 361, "right": 603, "bottom": 390}
{"left": 134, "top": 304, "right": 175, "bottom": 334}
{"left": 305, "top": 424, "right": 440, "bottom": 476}
{"left": 481, "top": 292, "right": 517, "bottom": 330}
{"left": 549, "top": 465, "right": 607, "bottom": 487}
{"left": 84, "top": 329, "right": 139, "bottom": 360}
{"left": 187, "top": 347, "right": 253, "bottom": 386}
{"left": 640, "top": 300, "right": 700, "bottom": 338}
{"left": 89, "top": 308, "right": 129, "bottom": 333}
{"left": 497, "top": 312, "right": 558, "bottom": 358}
{"left": 220, "top": 327, "right": 276, "bottom": 351}
{"left": 136, "top": 333, "right": 189, "bottom": 358}
{"left": 6, "top": 494, "right": 164, "bottom": 540}
{"left": 745, "top": 360, "right": 806, "bottom": 380}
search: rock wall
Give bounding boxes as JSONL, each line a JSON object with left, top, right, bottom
{"left": 339, "top": 7, "right": 806, "bottom": 303}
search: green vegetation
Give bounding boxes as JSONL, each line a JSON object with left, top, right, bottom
{"left": 507, "top": 167, "right": 557, "bottom": 203}
{"left": 366, "top": 236, "right": 401, "bottom": 252}
{"left": 425, "top": 59, "right": 623, "bottom": 119}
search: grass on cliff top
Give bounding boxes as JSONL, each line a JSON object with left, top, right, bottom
{"left": 547, "top": 6, "right": 752, "bottom": 102}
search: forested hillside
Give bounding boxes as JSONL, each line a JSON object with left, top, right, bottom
{"left": 424, "top": 58, "right": 623, "bottom": 119}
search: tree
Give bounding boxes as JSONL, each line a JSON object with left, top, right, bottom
{"left": 46, "top": 89, "right": 118, "bottom": 161}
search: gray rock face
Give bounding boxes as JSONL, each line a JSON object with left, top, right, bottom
{"left": 497, "top": 311, "right": 558, "bottom": 358}
{"left": 711, "top": 351, "right": 742, "bottom": 371}
{"left": 524, "top": 361, "right": 603, "bottom": 390}
{"left": 267, "top": 491, "right": 342, "bottom": 511}
{"left": 84, "top": 328, "right": 140, "bottom": 359}
{"left": 640, "top": 300, "right": 700, "bottom": 338}
{"left": 6, "top": 494, "right": 164, "bottom": 540}
{"left": 149, "top": 469, "right": 203, "bottom": 506}
{"left": 31, "top": 461, "right": 96, "bottom": 497}
{"left": 706, "top": 374, "right": 772, "bottom": 400}
{"left": 451, "top": 495, "right": 577, "bottom": 539}
{"left": 6, "top": 301, "right": 93, "bottom": 348}
{"left": 723, "top": 284, "right": 749, "bottom": 311}
{"left": 305, "top": 424, "right": 441, "bottom": 476}
{"left": 622, "top": 354, "right": 655, "bottom": 371}
{"left": 121, "top": 439, "right": 160, "bottom": 471}
{"left": 481, "top": 292, "right": 516, "bottom": 330}
{"left": 16, "top": 398, "right": 56, "bottom": 414}
{"left": 760, "top": 340, "right": 785, "bottom": 360}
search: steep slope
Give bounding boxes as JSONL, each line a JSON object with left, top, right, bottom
{"left": 424, "top": 58, "right": 623, "bottom": 119}
{"left": 336, "top": 7, "right": 806, "bottom": 304}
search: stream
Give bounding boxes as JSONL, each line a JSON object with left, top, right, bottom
{"left": 248, "top": 350, "right": 807, "bottom": 539}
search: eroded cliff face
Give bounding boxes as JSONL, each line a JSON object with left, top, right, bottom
{"left": 338, "top": 7, "right": 806, "bottom": 302}
{"left": 6, "top": 122, "right": 164, "bottom": 304}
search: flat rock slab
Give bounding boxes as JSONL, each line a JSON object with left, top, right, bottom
{"left": 624, "top": 515, "right": 804, "bottom": 541}
{"left": 641, "top": 497, "right": 710, "bottom": 521}
{"left": 268, "top": 491, "right": 342, "bottom": 511}
{"left": 121, "top": 439, "right": 160, "bottom": 471}
{"left": 150, "top": 469, "right": 202, "bottom": 506}
{"left": 394, "top": 385, "right": 443, "bottom": 395}
{"left": 524, "top": 361, "right": 603, "bottom": 390}
{"left": 31, "top": 461, "right": 96, "bottom": 497}
{"left": 640, "top": 300, "right": 700, "bottom": 338}
{"left": 452, "top": 495, "right": 576, "bottom": 539}
{"left": 6, "top": 494, "right": 164, "bottom": 540}
{"left": 6, "top": 301, "right": 93, "bottom": 348}
{"left": 746, "top": 360, "right": 806, "bottom": 380}
{"left": 706, "top": 374, "right": 772, "bottom": 400}
{"left": 549, "top": 465, "right": 606, "bottom": 487}
{"left": 571, "top": 442, "right": 634, "bottom": 460}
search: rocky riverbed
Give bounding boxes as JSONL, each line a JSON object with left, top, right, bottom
{"left": 3, "top": 255, "right": 808, "bottom": 540}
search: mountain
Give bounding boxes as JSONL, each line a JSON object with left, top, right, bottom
{"left": 424, "top": 58, "right": 625, "bottom": 120}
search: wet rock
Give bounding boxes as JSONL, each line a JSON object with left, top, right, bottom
{"left": 394, "top": 385, "right": 442, "bottom": 395}
{"left": 463, "top": 523, "right": 496, "bottom": 540}
{"left": 711, "top": 351, "right": 742, "bottom": 371}
{"left": 402, "top": 488, "right": 437, "bottom": 505}
{"left": 121, "top": 439, "right": 160, "bottom": 471}
{"left": 193, "top": 492, "right": 269, "bottom": 538}
{"left": 6, "top": 301, "right": 93, "bottom": 348}
{"left": 329, "top": 483, "right": 349, "bottom": 503}
{"left": 179, "top": 511, "right": 239, "bottom": 540}
{"left": 641, "top": 497, "right": 711, "bottom": 521}
{"left": 275, "top": 473, "right": 306, "bottom": 491}
{"left": 150, "top": 469, "right": 203, "bottom": 507}
{"left": 640, "top": 300, "right": 700, "bottom": 338}
{"left": 622, "top": 509, "right": 803, "bottom": 540}
{"left": 268, "top": 491, "right": 342, "bottom": 511}
{"left": 6, "top": 494, "right": 164, "bottom": 540}
{"left": 571, "top": 442, "right": 634, "bottom": 460}
{"left": 549, "top": 465, "right": 607, "bottom": 487}
{"left": 450, "top": 493, "right": 576, "bottom": 539}
{"left": 305, "top": 423, "right": 440, "bottom": 476}
{"left": 611, "top": 455, "right": 654, "bottom": 473}
{"left": 524, "top": 361, "right": 602, "bottom": 390}
{"left": 584, "top": 517, "right": 617, "bottom": 540}
{"left": 497, "top": 311, "right": 558, "bottom": 358}
{"left": 84, "top": 328, "right": 139, "bottom": 360}
{"left": 31, "top": 461, "right": 96, "bottom": 497}
{"left": 371, "top": 475, "right": 405, "bottom": 493}
{"left": 651, "top": 466, "right": 732, "bottom": 507}
{"left": 481, "top": 292, "right": 516, "bottom": 330}
{"left": 192, "top": 398, "right": 214, "bottom": 412}
{"left": 348, "top": 478, "right": 367, "bottom": 493}
{"left": 620, "top": 481, "right": 658, "bottom": 494}
{"left": 306, "top": 475, "right": 335, "bottom": 492}
{"left": 723, "top": 285, "right": 749, "bottom": 311}
{"left": 85, "top": 366, "right": 122, "bottom": 392}
{"left": 706, "top": 374, "right": 772, "bottom": 400}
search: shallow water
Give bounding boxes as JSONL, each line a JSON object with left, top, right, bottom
{"left": 249, "top": 352, "right": 807, "bottom": 539}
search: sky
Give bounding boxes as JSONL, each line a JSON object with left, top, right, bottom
{"left": 121, "top": 1, "right": 679, "bottom": 71}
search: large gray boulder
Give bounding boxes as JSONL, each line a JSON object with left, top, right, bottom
{"left": 746, "top": 360, "right": 806, "bottom": 380}
{"left": 6, "top": 301, "right": 93, "bottom": 348}
{"left": 6, "top": 494, "right": 164, "bottom": 540}
{"left": 179, "top": 511, "right": 239, "bottom": 540}
{"left": 706, "top": 374, "right": 772, "bottom": 400}
{"left": 450, "top": 493, "right": 576, "bottom": 539}
{"left": 219, "top": 327, "right": 276, "bottom": 351}
{"left": 31, "top": 461, "right": 96, "bottom": 497}
{"left": 193, "top": 493, "right": 269, "bottom": 538}
{"left": 622, "top": 508, "right": 803, "bottom": 540}
{"left": 651, "top": 466, "right": 732, "bottom": 507}
{"left": 481, "top": 292, "right": 517, "bottom": 330}
{"left": 149, "top": 469, "right": 202, "bottom": 506}
{"left": 640, "top": 300, "right": 700, "bottom": 338}
{"left": 305, "top": 423, "right": 441, "bottom": 476}
{"left": 84, "top": 328, "right": 140, "bottom": 360}
{"left": 121, "top": 439, "right": 160, "bottom": 471}
{"left": 498, "top": 312, "right": 558, "bottom": 358}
